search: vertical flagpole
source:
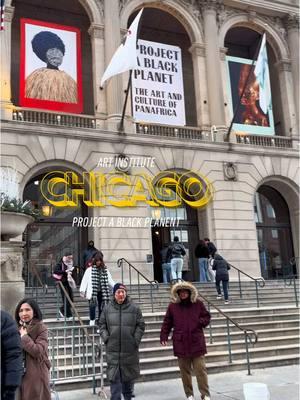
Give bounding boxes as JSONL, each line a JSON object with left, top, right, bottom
{"left": 224, "top": 32, "right": 265, "bottom": 142}
{"left": 118, "top": 71, "right": 132, "bottom": 134}
{"left": 117, "top": 10, "right": 143, "bottom": 134}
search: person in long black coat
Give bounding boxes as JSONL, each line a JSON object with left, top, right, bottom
{"left": 1, "top": 310, "right": 23, "bottom": 400}
{"left": 99, "top": 283, "right": 145, "bottom": 400}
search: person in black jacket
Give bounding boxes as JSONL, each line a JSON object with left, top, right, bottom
{"left": 167, "top": 237, "right": 186, "bottom": 282}
{"left": 1, "top": 310, "right": 23, "bottom": 400}
{"left": 53, "top": 250, "right": 75, "bottom": 319}
{"left": 204, "top": 238, "right": 217, "bottom": 258}
{"left": 212, "top": 254, "right": 231, "bottom": 304}
{"left": 195, "top": 240, "right": 210, "bottom": 282}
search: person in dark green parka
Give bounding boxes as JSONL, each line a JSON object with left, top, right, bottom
{"left": 99, "top": 283, "right": 145, "bottom": 400}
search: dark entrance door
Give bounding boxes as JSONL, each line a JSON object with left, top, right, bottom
{"left": 255, "top": 186, "right": 295, "bottom": 279}
{"left": 151, "top": 205, "right": 199, "bottom": 282}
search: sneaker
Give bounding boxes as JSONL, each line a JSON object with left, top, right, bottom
{"left": 216, "top": 295, "right": 222, "bottom": 299}
{"left": 203, "top": 397, "right": 211, "bottom": 400}
{"left": 224, "top": 300, "right": 230, "bottom": 304}
{"left": 187, "top": 396, "right": 194, "bottom": 400}
{"left": 89, "top": 320, "right": 95, "bottom": 326}
{"left": 58, "top": 311, "right": 64, "bottom": 319}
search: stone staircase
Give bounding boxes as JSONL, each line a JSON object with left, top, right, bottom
{"left": 25, "top": 280, "right": 299, "bottom": 391}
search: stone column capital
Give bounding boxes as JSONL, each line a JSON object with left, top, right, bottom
{"left": 285, "top": 13, "right": 300, "bottom": 31}
{"left": 88, "top": 23, "right": 105, "bottom": 39}
{"left": 201, "top": 0, "right": 222, "bottom": 14}
{"left": 219, "top": 47, "right": 228, "bottom": 60}
{"left": 4, "top": 5, "right": 14, "bottom": 23}
{"left": 189, "top": 42, "right": 206, "bottom": 57}
{"left": 275, "top": 59, "right": 292, "bottom": 72}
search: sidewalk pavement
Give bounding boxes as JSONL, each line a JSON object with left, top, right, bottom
{"left": 57, "top": 364, "right": 299, "bottom": 400}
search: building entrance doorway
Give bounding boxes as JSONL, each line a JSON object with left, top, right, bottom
{"left": 23, "top": 171, "right": 88, "bottom": 287}
{"left": 255, "top": 185, "right": 295, "bottom": 279}
{"left": 151, "top": 206, "right": 199, "bottom": 283}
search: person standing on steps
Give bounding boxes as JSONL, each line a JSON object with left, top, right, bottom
{"left": 167, "top": 236, "right": 186, "bottom": 282}
{"left": 160, "top": 244, "right": 172, "bottom": 283}
{"left": 212, "top": 254, "right": 231, "bottom": 304}
{"left": 160, "top": 282, "right": 211, "bottom": 400}
{"left": 204, "top": 238, "right": 217, "bottom": 258}
{"left": 195, "top": 240, "right": 210, "bottom": 282}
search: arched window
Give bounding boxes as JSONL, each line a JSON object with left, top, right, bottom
{"left": 254, "top": 185, "right": 295, "bottom": 279}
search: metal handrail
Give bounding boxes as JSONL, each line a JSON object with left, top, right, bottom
{"left": 283, "top": 274, "right": 299, "bottom": 307}
{"left": 228, "top": 263, "right": 265, "bottom": 308}
{"left": 117, "top": 258, "right": 159, "bottom": 312}
{"left": 199, "top": 292, "right": 258, "bottom": 375}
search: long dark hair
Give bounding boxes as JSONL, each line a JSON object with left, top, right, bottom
{"left": 93, "top": 251, "right": 105, "bottom": 267}
{"left": 15, "top": 298, "right": 43, "bottom": 324}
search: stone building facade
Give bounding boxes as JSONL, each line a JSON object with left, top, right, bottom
{"left": 1, "top": 0, "right": 299, "bottom": 288}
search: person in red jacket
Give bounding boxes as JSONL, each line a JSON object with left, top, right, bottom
{"left": 160, "top": 282, "right": 211, "bottom": 400}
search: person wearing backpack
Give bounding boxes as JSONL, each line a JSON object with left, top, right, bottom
{"left": 167, "top": 236, "right": 186, "bottom": 282}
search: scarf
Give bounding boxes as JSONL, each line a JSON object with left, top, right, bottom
{"left": 91, "top": 265, "right": 111, "bottom": 308}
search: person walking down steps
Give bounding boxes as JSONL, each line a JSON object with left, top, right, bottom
{"left": 160, "top": 282, "right": 211, "bottom": 400}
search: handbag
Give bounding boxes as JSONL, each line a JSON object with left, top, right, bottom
{"left": 67, "top": 274, "right": 77, "bottom": 289}
{"left": 52, "top": 273, "right": 63, "bottom": 281}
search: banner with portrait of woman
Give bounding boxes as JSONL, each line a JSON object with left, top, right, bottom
{"left": 226, "top": 56, "right": 275, "bottom": 135}
{"left": 20, "top": 18, "right": 83, "bottom": 113}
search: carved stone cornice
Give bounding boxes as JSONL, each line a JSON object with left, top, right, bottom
{"left": 275, "top": 59, "right": 292, "bottom": 72}
{"left": 179, "top": 0, "right": 202, "bottom": 19}
{"left": 95, "top": 0, "right": 104, "bottom": 19}
{"left": 189, "top": 42, "right": 206, "bottom": 57}
{"left": 88, "top": 23, "right": 105, "bottom": 39}
{"left": 4, "top": 5, "right": 14, "bottom": 23}
{"left": 285, "top": 13, "right": 300, "bottom": 31}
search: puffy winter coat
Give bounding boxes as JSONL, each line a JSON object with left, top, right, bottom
{"left": 1, "top": 311, "right": 23, "bottom": 399}
{"left": 20, "top": 319, "right": 51, "bottom": 400}
{"left": 160, "top": 282, "right": 211, "bottom": 358}
{"left": 99, "top": 298, "right": 145, "bottom": 382}
{"left": 212, "top": 254, "right": 230, "bottom": 280}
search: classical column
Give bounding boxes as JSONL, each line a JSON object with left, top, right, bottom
{"left": 0, "top": 6, "right": 15, "bottom": 120}
{"left": 1, "top": 242, "right": 25, "bottom": 315}
{"left": 202, "top": 0, "right": 226, "bottom": 128}
{"left": 274, "top": 59, "right": 297, "bottom": 144}
{"left": 189, "top": 42, "right": 210, "bottom": 129}
{"left": 286, "top": 14, "right": 299, "bottom": 131}
{"left": 88, "top": 23, "right": 106, "bottom": 127}
{"left": 103, "top": 0, "right": 123, "bottom": 129}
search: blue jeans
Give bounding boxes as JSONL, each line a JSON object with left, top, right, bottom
{"left": 198, "top": 258, "right": 209, "bottom": 282}
{"left": 162, "top": 263, "right": 171, "bottom": 283}
{"left": 171, "top": 258, "right": 183, "bottom": 281}
{"left": 89, "top": 291, "right": 102, "bottom": 321}
{"left": 110, "top": 368, "right": 133, "bottom": 400}
{"left": 216, "top": 278, "right": 229, "bottom": 300}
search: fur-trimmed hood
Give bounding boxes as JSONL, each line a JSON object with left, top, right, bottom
{"left": 170, "top": 281, "right": 199, "bottom": 303}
